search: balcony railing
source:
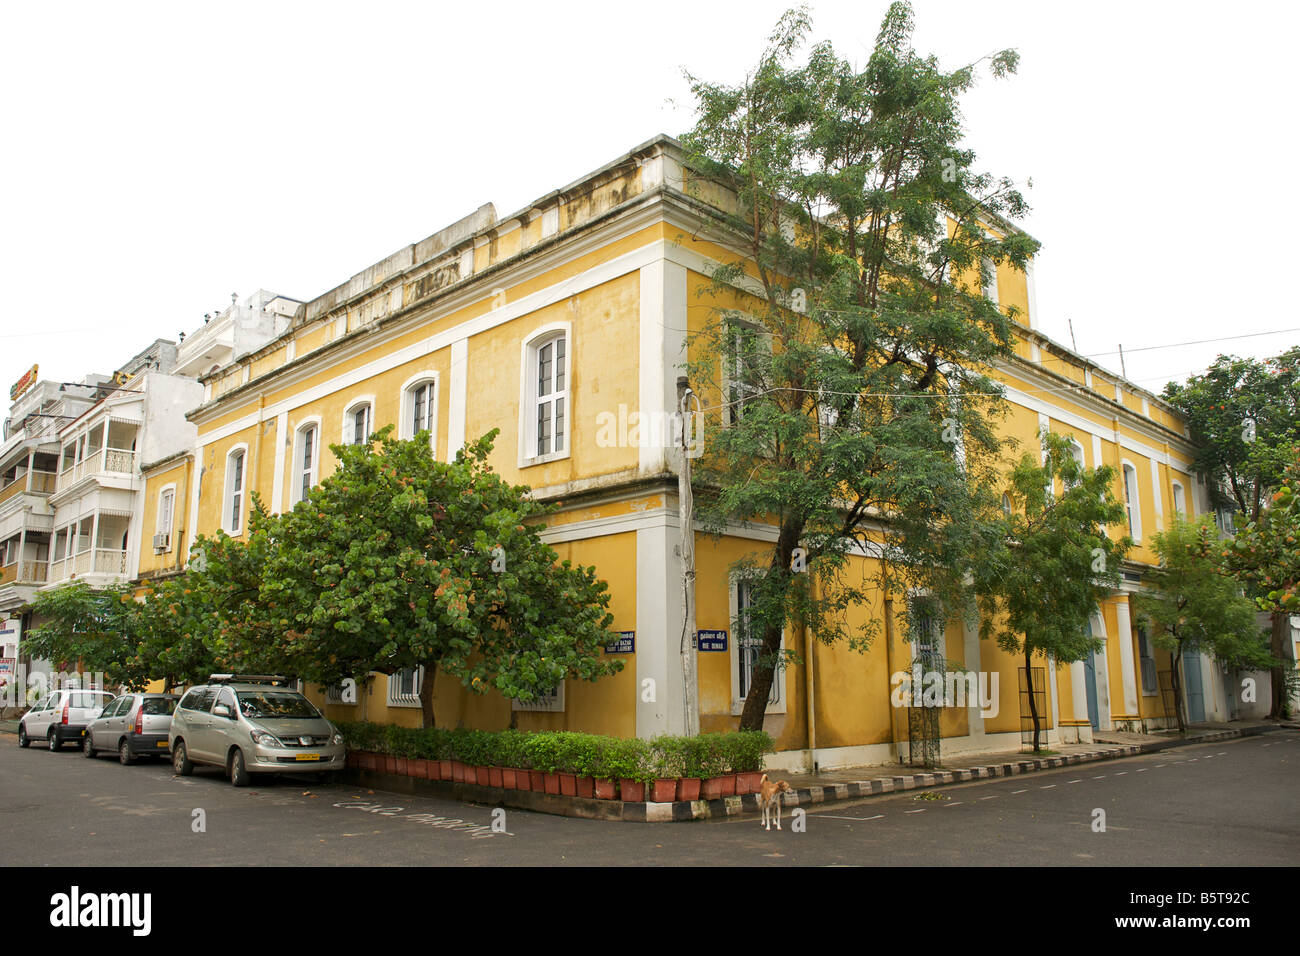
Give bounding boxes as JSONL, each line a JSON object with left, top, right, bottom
{"left": 47, "top": 549, "right": 128, "bottom": 583}
{"left": 57, "top": 449, "right": 136, "bottom": 490}
{"left": 0, "top": 561, "right": 49, "bottom": 586}
{"left": 0, "top": 470, "right": 57, "bottom": 506}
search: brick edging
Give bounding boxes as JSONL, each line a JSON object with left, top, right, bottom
{"left": 339, "top": 724, "right": 1289, "bottom": 823}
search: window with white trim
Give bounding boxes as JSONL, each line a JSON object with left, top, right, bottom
{"left": 156, "top": 487, "right": 175, "bottom": 547}
{"left": 1122, "top": 462, "right": 1142, "bottom": 541}
{"left": 346, "top": 403, "right": 372, "bottom": 446}
{"left": 386, "top": 667, "right": 423, "bottom": 708}
{"left": 524, "top": 332, "right": 568, "bottom": 460}
{"left": 731, "top": 578, "right": 784, "bottom": 714}
{"left": 981, "top": 255, "right": 999, "bottom": 305}
{"left": 512, "top": 681, "right": 565, "bottom": 713}
{"left": 725, "top": 319, "right": 768, "bottom": 426}
{"left": 224, "top": 448, "right": 246, "bottom": 535}
{"left": 1171, "top": 481, "right": 1186, "bottom": 519}
{"left": 1136, "top": 627, "right": 1158, "bottom": 696}
{"left": 293, "top": 423, "right": 319, "bottom": 505}
{"left": 408, "top": 380, "right": 435, "bottom": 438}
{"left": 908, "top": 594, "right": 946, "bottom": 671}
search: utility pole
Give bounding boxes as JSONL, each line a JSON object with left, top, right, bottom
{"left": 1118, "top": 343, "right": 1128, "bottom": 380}
{"left": 677, "top": 376, "right": 699, "bottom": 737}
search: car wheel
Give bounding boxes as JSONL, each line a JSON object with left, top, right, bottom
{"left": 48, "top": 729, "right": 62, "bottom": 752}
{"left": 119, "top": 738, "right": 136, "bottom": 766}
{"left": 17, "top": 724, "right": 29, "bottom": 748}
{"left": 83, "top": 733, "right": 97, "bottom": 758}
{"left": 230, "top": 748, "right": 250, "bottom": 787}
{"left": 172, "top": 740, "right": 193, "bottom": 776}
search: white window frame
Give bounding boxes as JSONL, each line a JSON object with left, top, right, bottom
{"left": 223, "top": 444, "right": 249, "bottom": 535}
{"left": 981, "top": 255, "right": 1000, "bottom": 306}
{"left": 728, "top": 573, "right": 786, "bottom": 716}
{"left": 1171, "top": 480, "right": 1187, "bottom": 519}
{"left": 155, "top": 483, "right": 176, "bottom": 551}
{"left": 386, "top": 666, "right": 424, "bottom": 708}
{"left": 1121, "top": 460, "right": 1142, "bottom": 542}
{"left": 724, "top": 316, "right": 770, "bottom": 427}
{"left": 518, "top": 323, "right": 571, "bottom": 467}
{"left": 399, "top": 371, "right": 440, "bottom": 455}
{"left": 342, "top": 397, "right": 375, "bottom": 447}
{"left": 1136, "top": 627, "right": 1158, "bottom": 697}
{"left": 292, "top": 416, "right": 322, "bottom": 507}
{"left": 512, "top": 681, "right": 565, "bottom": 713}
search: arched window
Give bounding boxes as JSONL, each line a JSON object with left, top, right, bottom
{"left": 1121, "top": 461, "right": 1142, "bottom": 541}
{"left": 520, "top": 327, "right": 570, "bottom": 463}
{"left": 344, "top": 401, "right": 373, "bottom": 446}
{"left": 224, "top": 446, "right": 248, "bottom": 534}
{"left": 293, "top": 421, "right": 320, "bottom": 505}
{"left": 400, "top": 373, "right": 439, "bottom": 454}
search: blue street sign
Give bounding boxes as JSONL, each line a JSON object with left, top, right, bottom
{"left": 605, "top": 631, "right": 635, "bottom": 654}
{"left": 696, "top": 630, "right": 728, "bottom": 652}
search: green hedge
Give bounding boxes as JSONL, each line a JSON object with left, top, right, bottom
{"left": 336, "top": 722, "right": 774, "bottom": 784}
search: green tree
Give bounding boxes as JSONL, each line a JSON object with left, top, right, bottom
{"left": 26, "top": 582, "right": 150, "bottom": 690}
{"left": 973, "top": 433, "right": 1131, "bottom": 752}
{"left": 681, "top": 1, "right": 1036, "bottom": 729}
{"left": 1163, "top": 348, "right": 1300, "bottom": 717}
{"left": 1132, "top": 517, "right": 1271, "bottom": 732}
{"left": 1223, "top": 455, "right": 1300, "bottom": 716}
{"left": 257, "top": 426, "right": 624, "bottom": 728}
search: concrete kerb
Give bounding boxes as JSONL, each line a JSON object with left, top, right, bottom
{"left": 336, "top": 724, "right": 1288, "bottom": 824}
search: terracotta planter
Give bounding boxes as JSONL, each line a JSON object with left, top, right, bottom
{"left": 383, "top": 755, "right": 398, "bottom": 775}
{"left": 702, "top": 775, "right": 733, "bottom": 799}
{"left": 346, "top": 752, "right": 359, "bottom": 769}
{"left": 439, "top": 760, "right": 453, "bottom": 781}
{"left": 529, "top": 770, "right": 546, "bottom": 792}
{"left": 558, "top": 773, "right": 577, "bottom": 796}
{"left": 742, "top": 771, "right": 764, "bottom": 793}
{"left": 474, "top": 766, "right": 490, "bottom": 786}
{"left": 618, "top": 779, "right": 645, "bottom": 803}
{"left": 543, "top": 772, "right": 561, "bottom": 795}
{"left": 358, "top": 752, "right": 378, "bottom": 772}
{"left": 502, "top": 768, "right": 518, "bottom": 789}
{"left": 575, "top": 776, "right": 595, "bottom": 799}
{"left": 593, "top": 778, "right": 616, "bottom": 800}
{"left": 720, "top": 774, "right": 736, "bottom": 797}
{"left": 394, "top": 757, "right": 409, "bottom": 777}
{"left": 452, "top": 761, "right": 466, "bottom": 783}
{"left": 489, "top": 767, "right": 504, "bottom": 788}
{"left": 651, "top": 778, "right": 677, "bottom": 803}
{"left": 409, "top": 758, "right": 430, "bottom": 780}
{"left": 677, "top": 777, "right": 701, "bottom": 801}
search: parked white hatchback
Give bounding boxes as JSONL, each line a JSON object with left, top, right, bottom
{"left": 169, "top": 675, "right": 345, "bottom": 786}
{"left": 18, "top": 689, "right": 117, "bottom": 751}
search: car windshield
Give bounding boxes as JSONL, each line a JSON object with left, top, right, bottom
{"left": 142, "top": 698, "right": 177, "bottom": 716}
{"left": 233, "top": 691, "right": 320, "bottom": 719}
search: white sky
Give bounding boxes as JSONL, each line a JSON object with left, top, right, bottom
{"left": 2, "top": 0, "right": 1296, "bottom": 404}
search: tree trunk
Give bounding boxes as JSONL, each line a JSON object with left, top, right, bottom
{"left": 738, "top": 525, "right": 800, "bottom": 732}
{"left": 1270, "top": 610, "right": 1289, "bottom": 720}
{"left": 418, "top": 661, "right": 438, "bottom": 730}
{"left": 1171, "top": 649, "right": 1186, "bottom": 734}
{"left": 1024, "top": 646, "right": 1042, "bottom": 752}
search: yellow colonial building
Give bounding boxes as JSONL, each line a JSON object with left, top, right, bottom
{"left": 136, "top": 134, "right": 1249, "bottom": 770}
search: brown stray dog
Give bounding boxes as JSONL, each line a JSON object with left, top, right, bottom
{"left": 758, "top": 773, "right": 793, "bottom": 830}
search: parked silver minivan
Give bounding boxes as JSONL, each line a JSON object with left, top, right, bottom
{"left": 169, "top": 675, "right": 344, "bottom": 786}
{"left": 83, "top": 692, "right": 179, "bottom": 764}
{"left": 18, "top": 689, "right": 117, "bottom": 751}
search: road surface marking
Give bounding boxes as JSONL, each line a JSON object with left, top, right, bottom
{"left": 945, "top": 802, "right": 963, "bottom": 807}
{"left": 1067, "top": 779, "right": 1082, "bottom": 784}
{"left": 817, "top": 813, "right": 883, "bottom": 822}
{"left": 1011, "top": 789, "right": 1027, "bottom": 794}
{"left": 904, "top": 809, "right": 926, "bottom": 814}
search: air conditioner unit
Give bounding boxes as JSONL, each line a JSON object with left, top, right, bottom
{"left": 152, "top": 532, "right": 170, "bottom": 552}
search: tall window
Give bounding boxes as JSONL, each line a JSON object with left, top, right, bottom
{"left": 1136, "top": 627, "right": 1158, "bottom": 696}
{"left": 981, "top": 255, "right": 999, "bottom": 305}
{"left": 1171, "top": 481, "right": 1186, "bottom": 519}
{"left": 1122, "top": 463, "right": 1142, "bottom": 541}
{"left": 908, "top": 594, "right": 945, "bottom": 670}
{"left": 295, "top": 424, "right": 318, "bottom": 504}
{"left": 726, "top": 320, "right": 767, "bottom": 426}
{"left": 157, "top": 488, "right": 174, "bottom": 536}
{"left": 348, "top": 404, "right": 371, "bottom": 446}
{"left": 410, "top": 381, "right": 435, "bottom": 437}
{"left": 736, "top": 580, "right": 781, "bottom": 706}
{"left": 530, "top": 334, "right": 567, "bottom": 458}
{"left": 226, "top": 449, "right": 246, "bottom": 534}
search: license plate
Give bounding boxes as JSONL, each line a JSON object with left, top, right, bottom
{"left": 156, "top": 741, "right": 168, "bottom": 747}
{"left": 294, "top": 754, "right": 321, "bottom": 762}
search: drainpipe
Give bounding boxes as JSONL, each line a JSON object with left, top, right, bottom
{"left": 804, "top": 570, "right": 817, "bottom": 772}
{"left": 251, "top": 392, "right": 266, "bottom": 514}
{"left": 883, "top": 593, "right": 902, "bottom": 763}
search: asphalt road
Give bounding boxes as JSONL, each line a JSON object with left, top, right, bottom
{"left": 2, "top": 729, "right": 1297, "bottom": 866}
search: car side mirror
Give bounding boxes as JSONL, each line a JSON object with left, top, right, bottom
{"left": 213, "top": 703, "right": 233, "bottom": 719}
